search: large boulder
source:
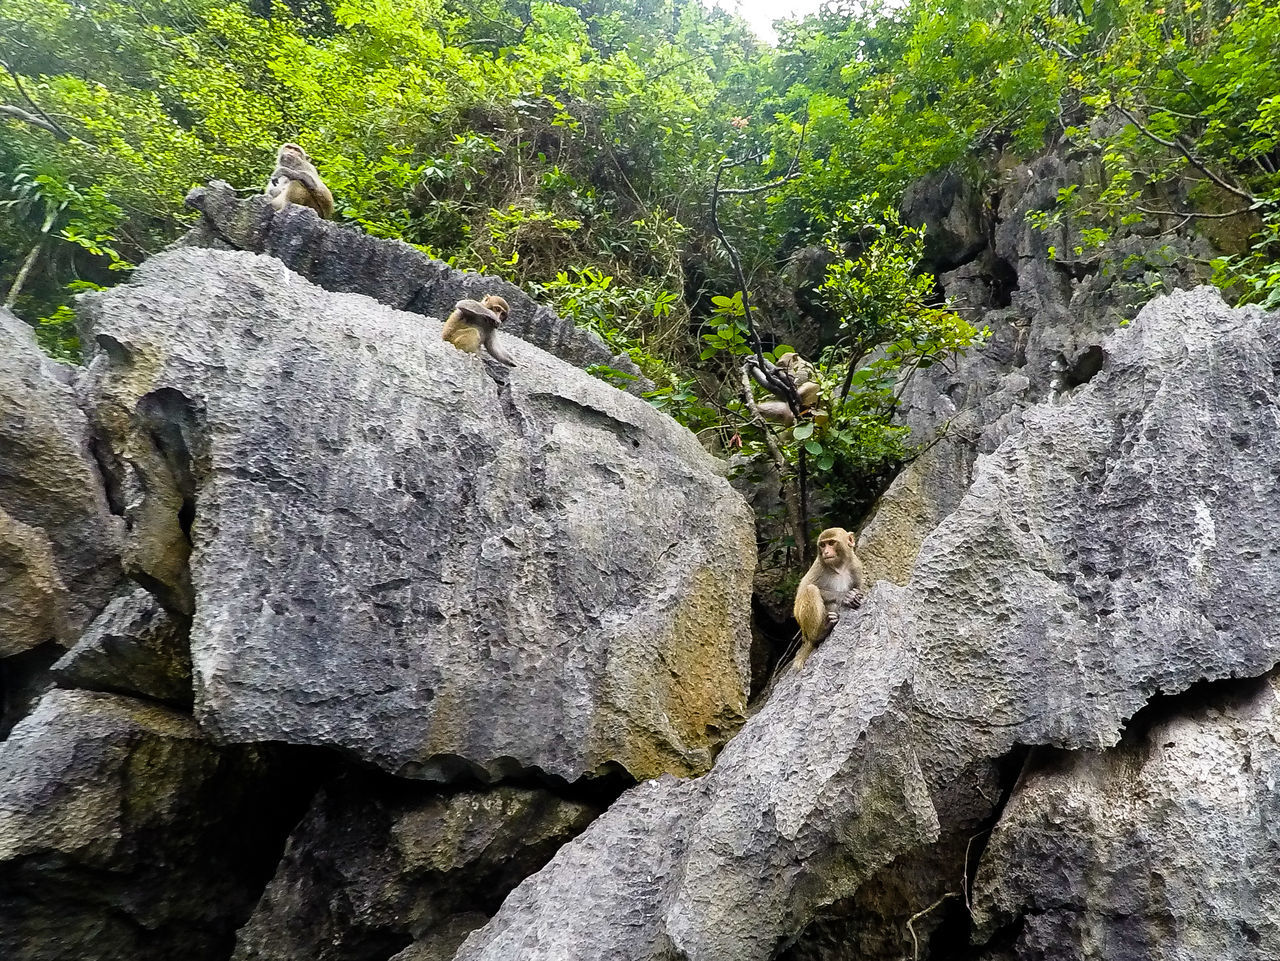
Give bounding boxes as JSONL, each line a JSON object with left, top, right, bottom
{"left": 0, "top": 308, "right": 123, "bottom": 653}
{"left": 0, "top": 688, "right": 307, "bottom": 961}
{"left": 971, "top": 673, "right": 1280, "bottom": 959}
{"left": 79, "top": 247, "right": 755, "bottom": 783}
{"left": 861, "top": 152, "right": 1218, "bottom": 587}
{"left": 233, "top": 780, "right": 600, "bottom": 961}
{"left": 454, "top": 287, "right": 1280, "bottom": 959}
{"left": 183, "top": 183, "right": 649, "bottom": 390}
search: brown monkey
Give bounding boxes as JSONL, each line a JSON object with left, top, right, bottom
{"left": 792, "top": 527, "right": 865, "bottom": 671}
{"left": 265, "top": 143, "right": 334, "bottom": 219}
{"left": 776, "top": 352, "right": 820, "bottom": 404}
{"left": 441, "top": 294, "right": 516, "bottom": 366}
{"left": 756, "top": 352, "right": 823, "bottom": 425}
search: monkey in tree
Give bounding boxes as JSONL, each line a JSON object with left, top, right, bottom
{"left": 792, "top": 527, "right": 865, "bottom": 671}
{"left": 264, "top": 143, "right": 334, "bottom": 219}
{"left": 753, "top": 351, "right": 823, "bottom": 426}
{"left": 441, "top": 294, "right": 517, "bottom": 366}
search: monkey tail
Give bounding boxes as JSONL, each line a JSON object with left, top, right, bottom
{"left": 748, "top": 629, "right": 805, "bottom": 714}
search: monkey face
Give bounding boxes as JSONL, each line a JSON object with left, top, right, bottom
{"left": 278, "top": 143, "right": 309, "bottom": 164}
{"left": 482, "top": 295, "right": 510, "bottom": 325}
{"left": 817, "top": 527, "right": 855, "bottom": 566}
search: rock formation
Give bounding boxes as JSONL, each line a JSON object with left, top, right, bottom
{"left": 2, "top": 160, "right": 1279, "bottom": 961}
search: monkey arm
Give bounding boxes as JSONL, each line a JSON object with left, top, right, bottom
{"left": 848, "top": 553, "right": 866, "bottom": 591}
{"left": 483, "top": 332, "right": 517, "bottom": 367}
{"left": 288, "top": 169, "right": 327, "bottom": 195}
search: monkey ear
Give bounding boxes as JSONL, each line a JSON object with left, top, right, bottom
{"left": 846, "top": 532, "right": 857, "bottom": 549}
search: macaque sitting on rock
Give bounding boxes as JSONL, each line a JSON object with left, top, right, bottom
{"left": 791, "top": 527, "right": 865, "bottom": 671}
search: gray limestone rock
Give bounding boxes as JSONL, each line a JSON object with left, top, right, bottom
{"left": 901, "top": 167, "right": 988, "bottom": 273}
{"left": 0, "top": 308, "right": 123, "bottom": 652}
{"left": 233, "top": 780, "right": 600, "bottom": 961}
{"left": 51, "top": 587, "right": 192, "bottom": 706}
{"left": 0, "top": 688, "right": 305, "bottom": 961}
{"left": 971, "top": 673, "right": 1280, "bottom": 960}
{"left": 79, "top": 246, "right": 755, "bottom": 783}
{"left": 861, "top": 153, "right": 1217, "bottom": 586}
{"left": 454, "top": 287, "right": 1280, "bottom": 960}
{"left": 183, "top": 182, "right": 649, "bottom": 391}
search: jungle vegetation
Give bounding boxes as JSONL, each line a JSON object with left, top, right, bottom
{"left": 3, "top": 0, "right": 1277, "bottom": 548}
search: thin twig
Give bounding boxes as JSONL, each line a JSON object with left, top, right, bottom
{"left": 905, "top": 892, "right": 960, "bottom": 961}
{"left": 644, "top": 53, "right": 712, "bottom": 82}
{"left": 962, "top": 828, "right": 992, "bottom": 912}
{"left": 1134, "top": 202, "right": 1256, "bottom": 220}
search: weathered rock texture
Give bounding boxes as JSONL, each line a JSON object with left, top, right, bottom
{"left": 183, "top": 182, "right": 649, "bottom": 390}
{"left": 79, "top": 246, "right": 754, "bottom": 783}
{"left": 234, "top": 779, "right": 600, "bottom": 961}
{"left": 52, "top": 587, "right": 193, "bottom": 706}
{"left": 0, "top": 307, "right": 122, "bottom": 653}
{"left": 860, "top": 154, "right": 1218, "bottom": 586}
{"left": 0, "top": 688, "right": 306, "bottom": 961}
{"left": 455, "top": 286, "right": 1280, "bottom": 960}
{"left": 972, "top": 674, "right": 1280, "bottom": 960}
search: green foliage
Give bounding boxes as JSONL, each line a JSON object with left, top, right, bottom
{"left": 5, "top": 0, "right": 1279, "bottom": 539}
{"left": 1014, "top": 0, "right": 1280, "bottom": 306}
{"left": 1212, "top": 211, "right": 1280, "bottom": 308}
{"left": 702, "top": 198, "right": 984, "bottom": 515}
{"left": 797, "top": 200, "right": 983, "bottom": 492}
{"left": 34, "top": 304, "right": 80, "bottom": 362}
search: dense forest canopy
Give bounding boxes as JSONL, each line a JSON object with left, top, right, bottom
{"left": 3, "top": 0, "right": 1279, "bottom": 532}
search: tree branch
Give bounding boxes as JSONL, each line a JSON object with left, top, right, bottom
{"left": 1134, "top": 202, "right": 1256, "bottom": 220}
{"left": 1112, "top": 103, "right": 1254, "bottom": 202}
{"left": 0, "top": 61, "right": 72, "bottom": 142}
{"left": 739, "top": 366, "right": 807, "bottom": 562}
{"left": 905, "top": 893, "right": 961, "bottom": 961}
{"left": 713, "top": 125, "right": 812, "bottom": 559}
{"left": 5, "top": 240, "right": 44, "bottom": 309}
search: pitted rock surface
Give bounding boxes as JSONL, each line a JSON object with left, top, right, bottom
{"left": 52, "top": 587, "right": 193, "bottom": 706}
{"left": 79, "top": 247, "right": 754, "bottom": 783}
{"left": 0, "top": 308, "right": 122, "bottom": 653}
{"left": 183, "top": 182, "right": 649, "bottom": 391}
{"left": 233, "top": 779, "right": 600, "bottom": 961}
{"left": 0, "top": 688, "right": 301, "bottom": 961}
{"left": 455, "top": 287, "right": 1280, "bottom": 960}
{"left": 971, "top": 674, "right": 1280, "bottom": 960}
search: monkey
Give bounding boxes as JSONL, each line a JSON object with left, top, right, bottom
{"left": 264, "top": 143, "right": 334, "bottom": 219}
{"left": 756, "top": 399, "right": 799, "bottom": 426}
{"left": 753, "top": 351, "right": 823, "bottom": 426}
{"left": 791, "top": 527, "right": 865, "bottom": 671}
{"left": 441, "top": 294, "right": 517, "bottom": 366}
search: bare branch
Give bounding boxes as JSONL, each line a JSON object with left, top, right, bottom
{"left": 1133, "top": 202, "right": 1256, "bottom": 220}
{"left": 645, "top": 53, "right": 712, "bottom": 83}
{"left": 1112, "top": 103, "right": 1254, "bottom": 202}
{"left": 713, "top": 124, "right": 812, "bottom": 557}
{"left": 0, "top": 60, "right": 73, "bottom": 142}
{"left": 905, "top": 893, "right": 961, "bottom": 961}
{"left": 0, "top": 104, "right": 69, "bottom": 140}
{"left": 4, "top": 240, "right": 44, "bottom": 309}
{"left": 716, "top": 124, "right": 809, "bottom": 195}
